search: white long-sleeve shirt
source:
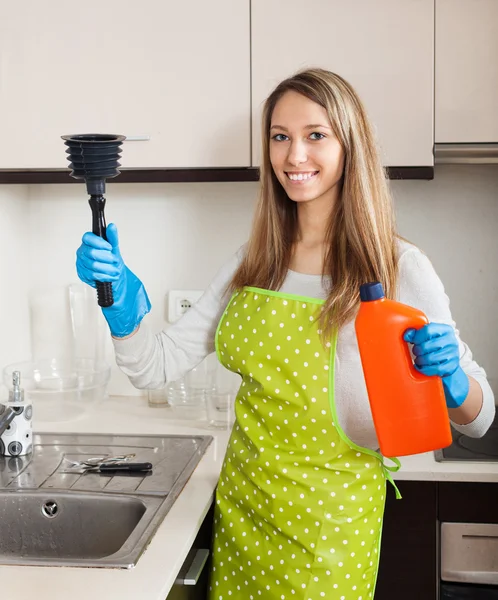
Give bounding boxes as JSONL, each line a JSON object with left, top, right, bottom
{"left": 113, "top": 240, "right": 495, "bottom": 450}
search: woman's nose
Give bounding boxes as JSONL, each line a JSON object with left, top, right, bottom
{"left": 287, "top": 140, "right": 308, "bottom": 166}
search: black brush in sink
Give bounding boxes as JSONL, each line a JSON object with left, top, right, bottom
{"left": 97, "top": 462, "right": 153, "bottom": 473}
{"left": 63, "top": 461, "right": 153, "bottom": 474}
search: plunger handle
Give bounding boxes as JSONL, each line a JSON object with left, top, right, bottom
{"left": 89, "top": 194, "right": 114, "bottom": 308}
{"left": 61, "top": 133, "right": 126, "bottom": 310}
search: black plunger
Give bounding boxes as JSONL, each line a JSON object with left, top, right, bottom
{"left": 62, "top": 133, "right": 126, "bottom": 307}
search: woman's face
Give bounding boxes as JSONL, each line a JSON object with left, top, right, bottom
{"left": 269, "top": 91, "right": 345, "bottom": 207}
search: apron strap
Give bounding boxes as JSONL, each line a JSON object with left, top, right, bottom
{"left": 381, "top": 456, "right": 402, "bottom": 500}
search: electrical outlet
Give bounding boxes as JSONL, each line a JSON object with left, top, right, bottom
{"left": 167, "top": 289, "right": 204, "bottom": 323}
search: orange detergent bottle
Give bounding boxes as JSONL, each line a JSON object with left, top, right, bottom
{"left": 355, "top": 282, "right": 452, "bottom": 458}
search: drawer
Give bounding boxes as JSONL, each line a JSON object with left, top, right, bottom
{"left": 166, "top": 502, "right": 214, "bottom": 600}
{"left": 441, "top": 522, "right": 498, "bottom": 585}
{"left": 167, "top": 548, "right": 210, "bottom": 600}
{"left": 439, "top": 483, "right": 498, "bottom": 524}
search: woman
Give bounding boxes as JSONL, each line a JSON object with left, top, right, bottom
{"left": 76, "top": 69, "right": 495, "bottom": 598}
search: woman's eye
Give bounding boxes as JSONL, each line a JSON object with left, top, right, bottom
{"left": 309, "top": 132, "right": 325, "bottom": 140}
{"left": 271, "top": 133, "right": 288, "bottom": 142}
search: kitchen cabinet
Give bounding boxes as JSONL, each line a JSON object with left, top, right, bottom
{"left": 438, "top": 482, "right": 498, "bottom": 598}
{"left": 375, "top": 481, "right": 438, "bottom": 600}
{"left": 438, "top": 481, "right": 498, "bottom": 524}
{"left": 251, "top": 0, "right": 434, "bottom": 169}
{"left": 167, "top": 484, "right": 439, "bottom": 600}
{"left": 165, "top": 480, "right": 498, "bottom": 600}
{"left": 435, "top": 0, "right": 498, "bottom": 144}
{"left": 166, "top": 503, "right": 214, "bottom": 600}
{"left": 436, "top": 0, "right": 498, "bottom": 143}
{"left": 376, "top": 481, "right": 498, "bottom": 599}
{"left": 0, "top": 1, "right": 250, "bottom": 170}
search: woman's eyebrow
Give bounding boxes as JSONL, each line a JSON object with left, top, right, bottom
{"left": 270, "top": 123, "right": 332, "bottom": 131}
{"left": 270, "top": 125, "right": 289, "bottom": 131}
{"left": 304, "top": 123, "right": 332, "bottom": 130}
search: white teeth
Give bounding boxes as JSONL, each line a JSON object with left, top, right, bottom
{"left": 287, "top": 172, "right": 317, "bottom": 181}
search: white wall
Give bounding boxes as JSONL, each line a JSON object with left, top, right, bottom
{"left": 26, "top": 182, "right": 257, "bottom": 395}
{"left": 392, "top": 165, "right": 498, "bottom": 388}
{"left": 2, "top": 164, "right": 496, "bottom": 398}
{"left": 0, "top": 185, "right": 31, "bottom": 396}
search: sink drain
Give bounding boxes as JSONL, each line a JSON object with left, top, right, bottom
{"left": 41, "top": 500, "right": 59, "bottom": 518}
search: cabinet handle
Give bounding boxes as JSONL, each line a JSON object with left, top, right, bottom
{"left": 123, "top": 136, "right": 151, "bottom": 142}
{"left": 175, "top": 548, "right": 210, "bottom": 586}
{"left": 435, "top": 143, "right": 498, "bottom": 164}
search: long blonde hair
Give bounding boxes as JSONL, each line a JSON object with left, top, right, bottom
{"left": 230, "top": 68, "right": 399, "bottom": 335}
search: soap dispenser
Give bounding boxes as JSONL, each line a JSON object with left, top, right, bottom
{"left": 0, "top": 371, "right": 33, "bottom": 456}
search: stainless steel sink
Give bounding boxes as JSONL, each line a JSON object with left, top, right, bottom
{"left": 0, "top": 490, "right": 158, "bottom": 559}
{"left": 0, "top": 432, "right": 212, "bottom": 568}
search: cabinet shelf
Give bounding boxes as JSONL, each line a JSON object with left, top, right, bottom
{"left": 0, "top": 166, "right": 433, "bottom": 184}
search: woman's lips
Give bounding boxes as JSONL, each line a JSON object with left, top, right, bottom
{"left": 285, "top": 171, "right": 319, "bottom": 183}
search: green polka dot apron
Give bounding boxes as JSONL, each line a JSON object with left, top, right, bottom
{"left": 209, "top": 287, "right": 400, "bottom": 600}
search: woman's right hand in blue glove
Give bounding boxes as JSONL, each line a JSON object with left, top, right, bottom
{"left": 76, "top": 223, "right": 151, "bottom": 338}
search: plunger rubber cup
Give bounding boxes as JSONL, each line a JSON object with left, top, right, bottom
{"left": 62, "top": 133, "right": 126, "bottom": 308}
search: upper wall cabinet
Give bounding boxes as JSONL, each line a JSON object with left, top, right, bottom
{"left": 436, "top": 0, "right": 498, "bottom": 143}
{"left": 0, "top": 1, "right": 250, "bottom": 169}
{"left": 251, "top": 0, "right": 434, "bottom": 168}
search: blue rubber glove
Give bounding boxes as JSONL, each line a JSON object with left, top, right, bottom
{"left": 403, "top": 323, "right": 469, "bottom": 409}
{"left": 76, "top": 223, "right": 151, "bottom": 338}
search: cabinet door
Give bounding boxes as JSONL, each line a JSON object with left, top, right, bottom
{"left": 0, "top": 1, "right": 250, "bottom": 169}
{"left": 438, "top": 482, "right": 498, "bottom": 524}
{"left": 251, "top": 0, "right": 434, "bottom": 167}
{"left": 436, "top": 0, "right": 498, "bottom": 143}
{"left": 166, "top": 502, "right": 214, "bottom": 600}
{"left": 375, "top": 481, "right": 437, "bottom": 600}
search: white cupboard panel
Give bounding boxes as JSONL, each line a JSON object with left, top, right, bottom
{"left": 436, "top": 0, "right": 498, "bottom": 143}
{"left": 0, "top": 1, "right": 250, "bottom": 169}
{"left": 251, "top": 0, "right": 434, "bottom": 167}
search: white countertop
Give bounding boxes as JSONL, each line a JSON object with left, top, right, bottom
{"left": 1, "top": 395, "right": 497, "bottom": 600}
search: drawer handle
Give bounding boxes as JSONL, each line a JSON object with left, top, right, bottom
{"left": 175, "top": 548, "right": 210, "bottom": 586}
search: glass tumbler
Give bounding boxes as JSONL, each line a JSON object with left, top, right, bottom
{"left": 205, "top": 363, "right": 241, "bottom": 429}
{"left": 166, "top": 354, "right": 217, "bottom": 419}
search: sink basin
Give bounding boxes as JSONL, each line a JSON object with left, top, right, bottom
{"left": 0, "top": 490, "right": 154, "bottom": 560}
{"left": 0, "top": 433, "right": 212, "bottom": 568}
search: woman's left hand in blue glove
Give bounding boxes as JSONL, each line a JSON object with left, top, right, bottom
{"left": 403, "top": 323, "right": 469, "bottom": 409}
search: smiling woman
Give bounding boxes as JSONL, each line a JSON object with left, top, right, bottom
{"left": 269, "top": 95, "right": 344, "bottom": 207}
{"left": 74, "top": 67, "right": 495, "bottom": 600}
{"left": 230, "top": 68, "right": 398, "bottom": 334}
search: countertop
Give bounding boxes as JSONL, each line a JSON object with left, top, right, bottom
{"left": 1, "top": 395, "right": 497, "bottom": 600}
